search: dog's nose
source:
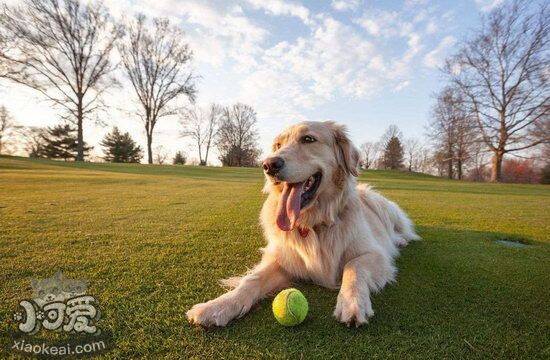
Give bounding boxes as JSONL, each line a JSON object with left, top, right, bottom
{"left": 262, "top": 157, "right": 285, "bottom": 175}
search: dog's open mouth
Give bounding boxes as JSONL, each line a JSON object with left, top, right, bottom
{"left": 276, "top": 171, "right": 322, "bottom": 232}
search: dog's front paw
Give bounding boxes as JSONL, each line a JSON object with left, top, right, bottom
{"left": 333, "top": 291, "right": 374, "bottom": 327}
{"left": 186, "top": 295, "right": 242, "bottom": 327}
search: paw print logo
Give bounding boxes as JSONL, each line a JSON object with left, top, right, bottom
{"left": 13, "top": 312, "right": 23, "bottom": 322}
{"left": 36, "top": 311, "right": 45, "bottom": 321}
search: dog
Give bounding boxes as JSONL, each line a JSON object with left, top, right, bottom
{"left": 187, "top": 121, "right": 419, "bottom": 327}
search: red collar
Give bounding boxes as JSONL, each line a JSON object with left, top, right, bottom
{"left": 298, "top": 227, "right": 310, "bottom": 238}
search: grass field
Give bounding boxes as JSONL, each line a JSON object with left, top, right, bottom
{"left": 1, "top": 155, "right": 549, "bottom": 359}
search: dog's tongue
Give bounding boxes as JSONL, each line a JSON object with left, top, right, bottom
{"left": 276, "top": 181, "right": 304, "bottom": 231}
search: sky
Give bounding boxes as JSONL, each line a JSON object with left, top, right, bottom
{"left": 0, "top": 0, "right": 505, "bottom": 163}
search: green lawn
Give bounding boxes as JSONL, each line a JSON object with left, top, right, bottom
{"left": 1, "top": 155, "right": 549, "bottom": 359}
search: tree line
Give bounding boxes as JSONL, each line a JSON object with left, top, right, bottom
{"left": 0, "top": 0, "right": 262, "bottom": 167}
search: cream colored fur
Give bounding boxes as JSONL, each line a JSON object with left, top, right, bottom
{"left": 187, "top": 121, "right": 419, "bottom": 327}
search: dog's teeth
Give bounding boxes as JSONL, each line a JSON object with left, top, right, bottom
{"left": 304, "top": 176, "right": 314, "bottom": 191}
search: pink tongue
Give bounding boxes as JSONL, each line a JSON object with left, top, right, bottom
{"left": 276, "top": 182, "right": 304, "bottom": 231}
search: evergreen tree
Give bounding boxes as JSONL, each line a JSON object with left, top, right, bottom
{"left": 382, "top": 136, "right": 404, "bottom": 170}
{"left": 42, "top": 124, "right": 92, "bottom": 160}
{"left": 173, "top": 151, "right": 186, "bottom": 165}
{"left": 100, "top": 127, "right": 143, "bottom": 163}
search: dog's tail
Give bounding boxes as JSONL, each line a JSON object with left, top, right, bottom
{"left": 358, "top": 184, "right": 421, "bottom": 247}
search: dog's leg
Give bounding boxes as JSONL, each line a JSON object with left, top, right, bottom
{"left": 187, "top": 255, "right": 289, "bottom": 327}
{"left": 333, "top": 250, "right": 396, "bottom": 326}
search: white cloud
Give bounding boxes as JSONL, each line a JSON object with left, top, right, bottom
{"left": 474, "top": 0, "right": 504, "bottom": 12}
{"left": 425, "top": 20, "right": 437, "bottom": 34}
{"left": 355, "top": 10, "right": 400, "bottom": 37}
{"left": 423, "top": 35, "right": 456, "bottom": 69}
{"left": 245, "top": 0, "right": 311, "bottom": 24}
{"left": 403, "top": 32, "right": 423, "bottom": 62}
{"left": 104, "top": 0, "right": 268, "bottom": 68}
{"left": 394, "top": 80, "right": 410, "bottom": 91}
{"left": 405, "top": 0, "right": 429, "bottom": 7}
{"left": 239, "top": 16, "right": 380, "bottom": 112}
{"left": 331, "top": 0, "right": 361, "bottom": 12}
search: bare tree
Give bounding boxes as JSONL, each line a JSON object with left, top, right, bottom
{"left": 119, "top": 15, "right": 196, "bottom": 164}
{"left": 0, "top": 105, "right": 17, "bottom": 154}
{"left": 416, "top": 146, "right": 433, "bottom": 174}
{"left": 180, "top": 103, "right": 222, "bottom": 166}
{"left": 217, "top": 103, "right": 261, "bottom": 167}
{"left": 153, "top": 145, "right": 168, "bottom": 165}
{"left": 428, "top": 86, "right": 476, "bottom": 179}
{"left": 359, "top": 141, "right": 380, "bottom": 169}
{"left": 404, "top": 138, "right": 421, "bottom": 172}
{"left": 531, "top": 114, "right": 550, "bottom": 162}
{"left": 0, "top": 0, "right": 122, "bottom": 161}
{"left": 467, "top": 141, "right": 491, "bottom": 181}
{"left": 444, "top": 1, "right": 549, "bottom": 181}
{"left": 18, "top": 126, "right": 46, "bottom": 158}
{"left": 430, "top": 88, "right": 457, "bottom": 178}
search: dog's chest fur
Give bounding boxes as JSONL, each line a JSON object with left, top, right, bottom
{"left": 269, "top": 228, "right": 345, "bottom": 289}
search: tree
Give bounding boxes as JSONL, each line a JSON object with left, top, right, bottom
{"left": 100, "top": 127, "right": 143, "bottom": 163}
{"left": 217, "top": 103, "right": 261, "bottom": 167}
{"left": 444, "top": 1, "right": 549, "bottom": 182}
{"left": 428, "top": 86, "right": 476, "bottom": 179}
{"left": 153, "top": 145, "right": 168, "bottom": 165}
{"left": 19, "top": 126, "right": 46, "bottom": 158}
{"left": 432, "top": 150, "right": 448, "bottom": 177}
{"left": 173, "top": 151, "right": 186, "bottom": 165}
{"left": 380, "top": 125, "right": 403, "bottom": 148}
{"left": 404, "top": 138, "right": 421, "bottom": 172}
{"left": 541, "top": 163, "right": 550, "bottom": 184}
{"left": 502, "top": 158, "right": 540, "bottom": 183}
{"left": 382, "top": 136, "right": 404, "bottom": 170}
{"left": 466, "top": 141, "right": 491, "bottom": 182}
{"left": 359, "top": 141, "right": 380, "bottom": 169}
{"left": 0, "top": 0, "right": 122, "bottom": 161}
{"left": 0, "top": 105, "right": 17, "bottom": 154}
{"left": 380, "top": 125, "right": 404, "bottom": 170}
{"left": 416, "top": 146, "right": 433, "bottom": 174}
{"left": 180, "top": 103, "right": 222, "bottom": 165}
{"left": 119, "top": 15, "right": 196, "bottom": 164}
{"left": 42, "top": 123, "right": 92, "bottom": 160}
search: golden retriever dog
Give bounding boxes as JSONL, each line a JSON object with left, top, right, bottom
{"left": 187, "top": 121, "right": 419, "bottom": 327}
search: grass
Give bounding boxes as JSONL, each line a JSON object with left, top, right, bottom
{"left": 0, "top": 155, "right": 549, "bottom": 359}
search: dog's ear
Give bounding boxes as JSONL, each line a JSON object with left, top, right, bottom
{"left": 328, "top": 122, "right": 360, "bottom": 177}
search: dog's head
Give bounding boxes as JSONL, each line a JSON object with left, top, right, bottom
{"left": 262, "top": 121, "right": 359, "bottom": 231}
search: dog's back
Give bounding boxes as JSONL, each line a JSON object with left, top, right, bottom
{"left": 357, "top": 184, "right": 420, "bottom": 247}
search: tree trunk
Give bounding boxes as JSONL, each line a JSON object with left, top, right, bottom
{"left": 490, "top": 151, "right": 504, "bottom": 182}
{"left": 457, "top": 158, "right": 463, "bottom": 180}
{"left": 204, "top": 143, "right": 210, "bottom": 166}
{"left": 147, "top": 132, "right": 153, "bottom": 164}
{"left": 76, "top": 97, "right": 84, "bottom": 162}
{"left": 197, "top": 140, "right": 204, "bottom": 166}
{"left": 447, "top": 143, "right": 453, "bottom": 179}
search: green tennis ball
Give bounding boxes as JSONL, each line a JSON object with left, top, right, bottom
{"left": 272, "top": 288, "right": 308, "bottom": 326}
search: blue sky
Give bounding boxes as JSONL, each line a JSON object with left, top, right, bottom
{"left": 1, "top": 0, "right": 505, "bottom": 163}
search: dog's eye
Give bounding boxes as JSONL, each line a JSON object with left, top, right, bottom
{"left": 302, "top": 135, "right": 316, "bottom": 143}
{"left": 274, "top": 143, "right": 281, "bottom": 150}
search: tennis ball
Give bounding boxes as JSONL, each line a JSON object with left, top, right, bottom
{"left": 272, "top": 288, "right": 308, "bottom": 326}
